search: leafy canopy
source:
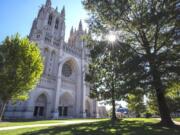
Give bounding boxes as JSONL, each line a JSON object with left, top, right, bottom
{"left": 83, "top": 0, "right": 179, "bottom": 125}
{"left": 83, "top": 0, "right": 179, "bottom": 91}
{"left": 0, "top": 34, "right": 44, "bottom": 102}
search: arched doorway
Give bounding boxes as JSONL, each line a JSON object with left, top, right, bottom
{"left": 59, "top": 58, "right": 78, "bottom": 117}
{"left": 59, "top": 92, "right": 74, "bottom": 117}
{"left": 33, "top": 94, "right": 47, "bottom": 118}
{"left": 85, "top": 100, "right": 91, "bottom": 117}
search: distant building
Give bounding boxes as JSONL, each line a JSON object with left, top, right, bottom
{"left": 4, "top": 0, "right": 97, "bottom": 119}
{"left": 116, "top": 107, "right": 128, "bottom": 118}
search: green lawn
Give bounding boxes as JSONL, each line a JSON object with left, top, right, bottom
{"left": 174, "top": 118, "right": 180, "bottom": 122}
{"left": 0, "top": 118, "right": 180, "bottom": 135}
{"left": 0, "top": 119, "right": 99, "bottom": 127}
{"left": 0, "top": 120, "right": 61, "bottom": 127}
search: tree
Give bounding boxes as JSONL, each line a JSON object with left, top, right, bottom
{"left": 146, "top": 91, "right": 159, "bottom": 115}
{"left": 166, "top": 83, "right": 180, "bottom": 114}
{"left": 126, "top": 92, "right": 146, "bottom": 117}
{"left": 83, "top": 0, "right": 180, "bottom": 126}
{"left": 0, "top": 35, "right": 44, "bottom": 121}
{"left": 146, "top": 83, "right": 180, "bottom": 116}
{"left": 0, "top": 52, "right": 4, "bottom": 69}
{"left": 86, "top": 39, "right": 128, "bottom": 122}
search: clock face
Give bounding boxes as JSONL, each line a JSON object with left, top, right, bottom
{"left": 62, "top": 63, "right": 72, "bottom": 77}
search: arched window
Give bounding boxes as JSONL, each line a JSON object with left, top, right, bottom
{"left": 55, "top": 19, "right": 59, "bottom": 29}
{"left": 48, "top": 14, "right": 53, "bottom": 25}
{"left": 43, "top": 48, "right": 49, "bottom": 74}
{"left": 62, "top": 63, "right": 72, "bottom": 77}
{"left": 50, "top": 51, "right": 55, "bottom": 64}
{"left": 44, "top": 48, "right": 49, "bottom": 55}
{"left": 51, "top": 50, "right": 55, "bottom": 57}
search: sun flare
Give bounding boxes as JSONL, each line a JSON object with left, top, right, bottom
{"left": 106, "top": 31, "right": 117, "bottom": 43}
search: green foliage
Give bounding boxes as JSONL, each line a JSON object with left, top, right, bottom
{"left": 0, "top": 34, "right": 44, "bottom": 102}
{"left": 0, "top": 52, "right": 4, "bottom": 69}
{"left": 147, "top": 83, "right": 180, "bottom": 115}
{"left": 87, "top": 41, "right": 131, "bottom": 100}
{"left": 86, "top": 37, "right": 132, "bottom": 121}
{"left": 126, "top": 92, "right": 146, "bottom": 117}
{"left": 166, "top": 83, "right": 180, "bottom": 113}
{"left": 83, "top": 0, "right": 179, "bottom": 125}
{"left": 83, "top": 0, "right": 179, "bottom": 92}
{"left": 166, "top": 83, "right": 180, "bottom": 98}
{"left": 146, "top": 91, "right": 159, "bottom": 115}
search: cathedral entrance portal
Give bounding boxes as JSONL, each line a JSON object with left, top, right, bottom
{"left": 59, "top": 92, "right": 74, "bottom": 117}
{"left": 33, "top": 94, "right": 47, "bottom": 118}
{"left": 58, "top": 106, "right": 68, "bottom": 116}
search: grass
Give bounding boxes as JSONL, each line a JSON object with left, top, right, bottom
{"left": 174, "top": 118, "right": 180, "bottom": 122}
{"left": 0, "top": 120, "right": 61, "bottom": 127}
{"left": 0, "top": 118, "right": 179, "bottom": 135}
{"left": 0, "top": 119, "right": 99, "bottom": 127}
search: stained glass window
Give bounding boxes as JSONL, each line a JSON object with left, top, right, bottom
{"left": 62, "top": 63, "right": 72, "bottom": 77}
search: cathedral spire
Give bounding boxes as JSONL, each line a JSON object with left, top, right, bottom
{"left": 78, "top": 20, "right": 83, "bottom": 31}
{"left": 45, "top": 0, "right": 51, "bottom": 7}
{"left": 70, "top": 26, "right": 74, "bottom": 36}
{"left": 55, "top": 6, "right": 58, "bottom": 11}
{"left": 61, "top": 6, "right": 65, "bottom": 17}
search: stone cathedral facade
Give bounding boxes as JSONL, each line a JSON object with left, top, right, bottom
{"left": 4, "top": 0, "right": 97, "bottom": 119}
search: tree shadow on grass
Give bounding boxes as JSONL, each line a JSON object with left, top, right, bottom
{"left": 21, "top": 120, "right": 180, "bottom": 135}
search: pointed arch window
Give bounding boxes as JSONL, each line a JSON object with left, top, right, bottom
{"left": 62, "top": 63, "right": 72, "bottom": 77}
{"left": 50, "top": 51, "right": 55, "bottom": 60}
{"left": 55, "top": 19, "right": 59, "bottom": 29}
{"left": 43, "top": 48, "right": 49, "bottom": 74}
{"left": 48, "top": 14, "right": 53, "bottom": 25}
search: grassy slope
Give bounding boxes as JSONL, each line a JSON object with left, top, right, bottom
{"left": 0, "top": 118, "right": 179, "bottom": 135}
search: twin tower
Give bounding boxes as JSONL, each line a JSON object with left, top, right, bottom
{"left": 4, "top": 0, "right": 98, "bottom": 119}
{"left": 29, "top": 0, "right": 87, "bottom": 49}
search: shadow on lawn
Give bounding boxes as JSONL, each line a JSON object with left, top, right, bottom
{"left": 21, "top": 120, "right": 180, "bottom": 135}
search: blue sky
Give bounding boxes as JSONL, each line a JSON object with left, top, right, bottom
{"left": 0, "top": 0, "right": 88, "bottom": 42}
{"left": 0, "top": 0, "right": 128, "bottom": 108}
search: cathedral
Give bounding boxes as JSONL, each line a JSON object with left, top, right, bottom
{"left": 4, "top": 0, "right": 97, "bottom": 119}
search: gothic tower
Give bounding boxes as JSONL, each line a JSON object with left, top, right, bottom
{"left": 68, "top": 20, "right": 87, "bottom": 48}
{"left": 4, "top": 0, "right": 98, "bottom": 119}
{"left": 29, "top": 0, "right": 65, "bottom": 77}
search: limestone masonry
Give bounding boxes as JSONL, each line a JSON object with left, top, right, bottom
{"left": 4, "top": 0, "right": 98, "bottom": 119}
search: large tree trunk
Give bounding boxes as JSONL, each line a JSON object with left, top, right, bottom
{"left": 111, "top": 86, "right": 117, "bottom": 123}
{"left": 112, "top": 98, "right": 117, "bottom": 121}
{"left": 155, "top": 89, "right": 174, "bottom": 126}
{"left": 0, "top": 101, "right": 7, "bottom": 121}
{"left": 151, "top": 66, "right": 174, "bottom": 126}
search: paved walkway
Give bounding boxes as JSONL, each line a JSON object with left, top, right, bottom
{"left": 0, "top": 120, "right": 99, "bottom": 131}
{"left": 155, "top": 118, "right": 180, "bottom": 125}
{"left": 174, "top": 121, "right": 180, "bottom": 125}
